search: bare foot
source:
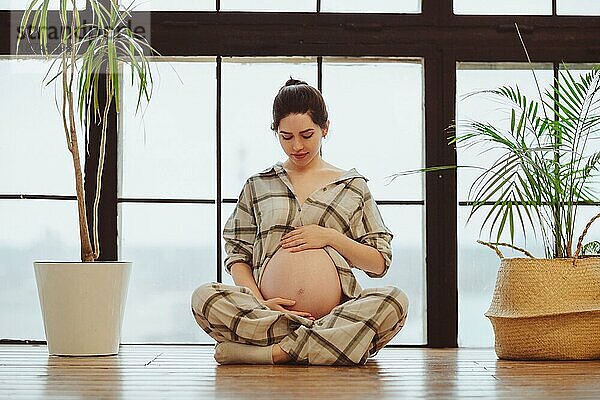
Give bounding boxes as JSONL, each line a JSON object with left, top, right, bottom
{"left": 271, "top": 344, "right": 293, "bottom": 364}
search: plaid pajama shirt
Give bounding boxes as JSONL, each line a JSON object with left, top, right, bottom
{"left": 191, "top": 161, "right": 409, "bottom": 365}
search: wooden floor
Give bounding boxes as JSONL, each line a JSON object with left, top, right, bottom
{"left": 1, "top": 345, "right": 600, "bottom": 399}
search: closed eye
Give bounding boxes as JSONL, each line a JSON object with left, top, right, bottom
{"left": 282, "top": 134, "right": 314, "bottom": 140}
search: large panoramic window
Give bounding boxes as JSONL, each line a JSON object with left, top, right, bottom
{"left": 2, "top": 1, "right": 597, "bottom": 349}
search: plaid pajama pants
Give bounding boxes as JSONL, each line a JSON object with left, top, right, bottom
{"left": 191, "top": 282, "right": 409, "bottom": 365}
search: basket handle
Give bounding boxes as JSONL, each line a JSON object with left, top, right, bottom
{"left": 574, "top": 211, "right": 600, "bottom": 259}
{"left": 477, "top": 240, "right": 535, "bottom": 260}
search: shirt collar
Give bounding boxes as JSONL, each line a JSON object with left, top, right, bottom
{"left": 260, "top": 161, "right": 368, "bottom": 182}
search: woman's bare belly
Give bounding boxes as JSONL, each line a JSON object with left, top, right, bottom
{"left": 259, "top": 246, "right": 342, "bottom": 319}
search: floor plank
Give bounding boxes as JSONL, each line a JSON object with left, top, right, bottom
{"left": 1, "top": 345, "right": 600, "bottom": 399}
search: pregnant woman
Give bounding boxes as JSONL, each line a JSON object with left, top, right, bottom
{"left": 191, "top": 78, "right": 409, "bottom": 365}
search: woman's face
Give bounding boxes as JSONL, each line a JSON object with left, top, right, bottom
{"left": 277, "top": 113, "right": 328, "bottom": 168}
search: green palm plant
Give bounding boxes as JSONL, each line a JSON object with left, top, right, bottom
{"left": 453, "top": 63, "right": 600, "bottom": 259}
{"left": 18, "top": 0, "right": 157, "bottom": 262}
{"left": 393, "top": 30, "right": 600, "bottom": 259}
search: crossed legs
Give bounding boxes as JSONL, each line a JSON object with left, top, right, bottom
{"left": 191, "top": 282, "right": 408, "bottom": 366}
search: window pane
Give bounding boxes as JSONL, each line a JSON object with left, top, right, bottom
{"left": 454, "top": 0, "right": 551, "bottom": 15}
{"left": 0, "top": 199, "right": 79, "bottom": 340}
{"left": 221, "top": 57, "right": 317, "bottom": 198}
{"left": 120, "top": 0, "right": 214, "bottom": 11}
{"left": 456, "top": 63, "right": 554, "bottom": 202}
{"left": 220, "top": 0, "right": 315, "bottom": 12}
{"left": 356, "top": 205, "right": 426, "bottom": 344}
{"left": 571, "top": 207, "right": 600, "bottom": 256}
{"left": 120, "top": 59, "right": 217, "bottom": 199}
{"left": 323, "top": 58, "right": 424, "bottom": 201}
{"left": 558, "top": 64, "right": 600, "bottom": 196}
{"left": 119, "top": 203, "right": 216, "bottom": 343}
{"left": 557, "top": 0, "right": 600, "bottom": 15}
{"left": 220, "top": 203, "right": 237, "bottom": 287}
{"left": 557, "top": 64, "right": 600, "bottom": 254}
{"left": 458, "top": 205, "right": 547, "bottom": 347}
{"left": 321, "top": 0, "right": 420, "bottom": 13}
{"left": 1, "top": 0, "right": 84, "bottom": 9}
{"left": 0, "top": 58, "right": 85, "bottom": 196}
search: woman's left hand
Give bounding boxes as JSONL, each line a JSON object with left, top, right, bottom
{"left": 280, "top": 225, "right": 334, "bottom": 252}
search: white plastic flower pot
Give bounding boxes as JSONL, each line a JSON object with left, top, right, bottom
{"left": 33, "top": 261, "right": 132, "bottom": 356}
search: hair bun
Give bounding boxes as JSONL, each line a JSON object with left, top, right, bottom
{"left": 284, "top": 77, "right": 308, "bottom": 87}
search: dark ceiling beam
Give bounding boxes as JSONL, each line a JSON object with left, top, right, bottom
{"left": 147, "top": 13, "right": 600, "bottom": 61}
{"left": 1, "top": 12, "right": 12, "bottom": 55}
{"left": 3, "top": 11, "right": 600, "bottom": 62}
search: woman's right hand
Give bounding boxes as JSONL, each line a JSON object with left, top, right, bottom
{"left": 259, "top": 298, "right": 315, "bottom": 320}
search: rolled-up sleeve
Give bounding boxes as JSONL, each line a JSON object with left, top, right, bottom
{"left": 349, "top": 180, "right": 393, "bottom": 278}
{"left": 223, "top": 179, "right": 257, "bottom": 275}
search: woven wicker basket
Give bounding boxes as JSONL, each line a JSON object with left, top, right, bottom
{"left": 485, "top": 256, "right": 600, "bottom": 360}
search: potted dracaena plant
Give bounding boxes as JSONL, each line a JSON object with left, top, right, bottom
{"left": 18, "top": 0, "right": 157, "bottom": 356}
{"left": 392, "top": 25, "right": 600, "bottom": 360}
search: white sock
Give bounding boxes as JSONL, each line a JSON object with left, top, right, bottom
{"left": 214, "top": 341, "right": 275, "bottom": 365}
